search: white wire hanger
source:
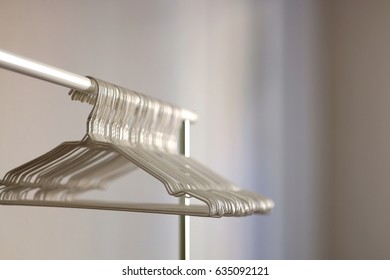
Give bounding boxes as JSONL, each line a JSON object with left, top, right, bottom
{"left": 0, "top": 49, "right": 274, "bottom": 217}
{"left": 0, "top": 77, "right": 273, "bottom": 217}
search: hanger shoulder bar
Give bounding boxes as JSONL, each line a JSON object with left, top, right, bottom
{"left": 0, "top": 199, "right": 211, "bottom": 217}
{"left": 0, "top": 48, "right": 198, "bottom": 122}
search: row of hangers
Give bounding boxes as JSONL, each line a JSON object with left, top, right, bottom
{"left": 0, "top": 77, "right": 274, "bottom": 217}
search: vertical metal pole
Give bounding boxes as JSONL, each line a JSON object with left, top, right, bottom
{"left": 179, "top": 119, "right": 191, "bottom": 260}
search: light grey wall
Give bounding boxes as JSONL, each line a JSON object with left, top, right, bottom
{"left": 281, "top": 0, "right": 330, "bottom": 259}
{"left": 0, "top": 0, "right": 330, "bottom": 259}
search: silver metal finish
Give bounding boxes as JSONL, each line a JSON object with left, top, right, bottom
{"left": 0, "top": 49, "right": 94, "bottom": 92}
{"left": 180, "top": 120, "right": 191, "bottom": 260}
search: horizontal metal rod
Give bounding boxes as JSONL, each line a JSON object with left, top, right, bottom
{"left": 0, "top": 49, "right": 94, "bottom": 92}
{"left": 0, "top": 48, "right": 197, "bottom": 122}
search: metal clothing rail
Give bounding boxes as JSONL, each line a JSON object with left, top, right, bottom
{"left": 0, "top": 48, "right": 192, "bottom": 260}
{"left": 0, "top": 48, "right": 197, "bottom": 122}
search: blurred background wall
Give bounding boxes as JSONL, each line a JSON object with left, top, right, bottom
{"left": 0, "top": 0, "right": 389, "bottom": 259}
{"left": 328, "top": 0, "right": 390, "bottom": 259}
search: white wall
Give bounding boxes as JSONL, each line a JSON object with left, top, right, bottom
{"left": 0, "top": 0, "right": 329, "bottom": 259}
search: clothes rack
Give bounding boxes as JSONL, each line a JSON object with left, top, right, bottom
{"left": 0, "top": 48, "right": 273, "bottom": 260}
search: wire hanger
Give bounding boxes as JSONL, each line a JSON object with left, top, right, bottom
{"left": 0, "top": 77, "right": 274, "bottom": 217}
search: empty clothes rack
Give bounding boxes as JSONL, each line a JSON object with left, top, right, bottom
{"left": 0, "top": 48, "right": 274, "bottom": 259}
{"left": 0, "top": 76, "right": 274, "bottom": 216}
{"left": 0, "top": 48, "right": 273, "bottom": 216}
